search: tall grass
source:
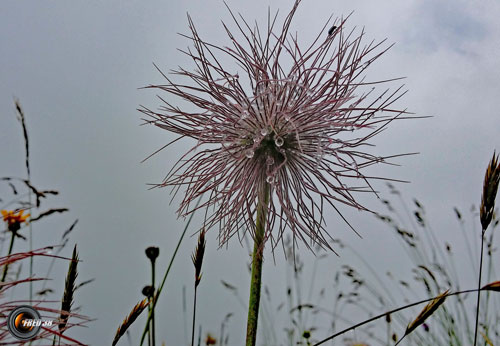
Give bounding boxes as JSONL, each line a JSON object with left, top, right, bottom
{"left": 294, "top": 183, "right": 500, "bottom": 345}
{"left": 1, "top": 100, "right": 90, "bottom": 344}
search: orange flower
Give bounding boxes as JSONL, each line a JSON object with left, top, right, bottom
{"left": 1, "top": 209, "right": 30, "bottom": 232}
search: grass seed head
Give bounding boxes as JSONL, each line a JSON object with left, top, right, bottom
{"left": 404, "top": 289, "right": 449, "bottom": 337}
{"left": 112, "top": 299, "right": 149, "bottom": 346}
{"left": 192, "top": 229, "right": 206, "bottom": 287}
{"left": 59, "top": 245, "right": 79, "bottom": 332}
{"left": 480, "top": 151, "right": 500, "bottom": 231}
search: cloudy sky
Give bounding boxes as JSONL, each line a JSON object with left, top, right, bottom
{"left": 1, "top": 0, "right": 499, "bottom": 345}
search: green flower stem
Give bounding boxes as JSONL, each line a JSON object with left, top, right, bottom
{"left": 246, "top": 183, "right": 270, "bottom": 346}
{"left": 1, "top": 231, "right": 16, "bottom": 282}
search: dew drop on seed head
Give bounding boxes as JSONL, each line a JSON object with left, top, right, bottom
{"left": 260, "top": 128, "right": 269, "bottom": 136}
{"left": 284, "top": 114, "right": 291, "bottom": 121}
{"left": 241, "top": 109, "right": 249, "bottom": 119}
{"left": 266, "top": 175, "right": 274, "bottom": 184}
{"left": 275, "top": 136, "right": 284, "bottom": 147}
{"left": 245, "top": 149, "right": 255, "bottom": 158}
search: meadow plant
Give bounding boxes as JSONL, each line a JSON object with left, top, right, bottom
{"left": 475, "top": 151, "right": 500, "bottom": 345}
{"left": 140, "top": 1, "right": 411, "bottom": 344}
{"left": 0, "top": 100, "right": 90, "bottom": 345}
{"left": 289, "top": 178, "right": 500, "bottom": 345}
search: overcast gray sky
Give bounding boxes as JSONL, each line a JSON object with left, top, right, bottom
{"left": 1, "top": 0, "right": 499, "bottom": 345}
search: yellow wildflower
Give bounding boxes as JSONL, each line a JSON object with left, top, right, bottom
{"left": 1, "top": 209, "right": 30, "bottom": 232}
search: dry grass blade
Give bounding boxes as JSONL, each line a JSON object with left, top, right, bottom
{"left": 480, "top": 332, "right": 495, "bottom": 346}
{"left": 191, "top": 229, "right": 206, "bottom": 287}
{"left": 112, "top": 299, "right": 149, "bottom": 346}
{"left": 0, "top": 246, "right": 57, "bottom": 266}
{"left": 480, "top": 331, "right": 495, "bottom": 346}
{"left": 59, "top": 245, "right": 79, "bottom": 332}
{"left": 404, "top": 289, "right": 449, "bottom": 337}
{"left": 22, "top": 179, "right": 58, "bottom": 207}
{"left": 14, "top": 99, "right": 30, "bottom": 178}
{"left": 480, "top": 151, "right": 500, "bottom": 230}
{"left": 481, "top": 280, "right": 500, "bottom": 292}
{"left": 62, "top": 219, "right": 79, "bottom": 241}
{"left": 31, "top": 208, "right": 69, "bottom": 222}
{"left": 75, "top": 278, "right": 95, "bottom": 291}
{"left": 220, "top": 280, "right": 236, "bottom": 291}
{"left": 0, "top": 277, "right": 45, "bottom": 292}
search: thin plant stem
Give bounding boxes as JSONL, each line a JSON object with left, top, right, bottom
{"left": 28, "top": 191, "right": 32, "bottom": 303}
{"left": 151, "top": 260, "right": 156, "bottom": 346}
{"left": 147, "top": 302, "right": 152, "bottom": 346}
{"left": 197, "top": 325, "right": 202, "bottom": 346}
{"left": 191, "top": 285, "right": 198, "bottom": 346}
{"left": 1, "top": 231, "right": 16, "bottom": 282}
{"left": 473, "top": 229, "right": 486, "bottom": 346}
{"left": 139, "top": 195, "right": 202, "bottom": 346}
{"left": 246, "top": 183, "right": 270, "bottom": 346}
{"left": 183, "top": 286, "right": 188, "bottom": 346}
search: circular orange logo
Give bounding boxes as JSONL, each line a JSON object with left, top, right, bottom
{"left": 7, "top": 306, "right": 41, "bottom": 340}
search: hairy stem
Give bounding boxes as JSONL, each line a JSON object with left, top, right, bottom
{"left": 246, "top": 183, "right": 270, "bottom": 346}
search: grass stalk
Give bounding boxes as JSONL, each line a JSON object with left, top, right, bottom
{"left": 191, "top": 285, "right": 198, "bottom": 346}
{"left": 139, "top": 196, "right": 202, "bottom": 346}
{"left": 14, "top": 99, "right": 33, "bottom": 303}
{"left": 473, "top": 230, "right": 485, "bottom": 346}
{"left": 191, "top": 230, "right": 206, "bottom": 346}
{"left": 245, "top": 183, "right": 270, "bottom": 346}
{"left": 475, "top": 151, "right": 500, "bottom": 345}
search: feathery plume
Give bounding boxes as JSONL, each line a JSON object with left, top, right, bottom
{"left": 140, "top": 0, "right": 412, "bottom": 252}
